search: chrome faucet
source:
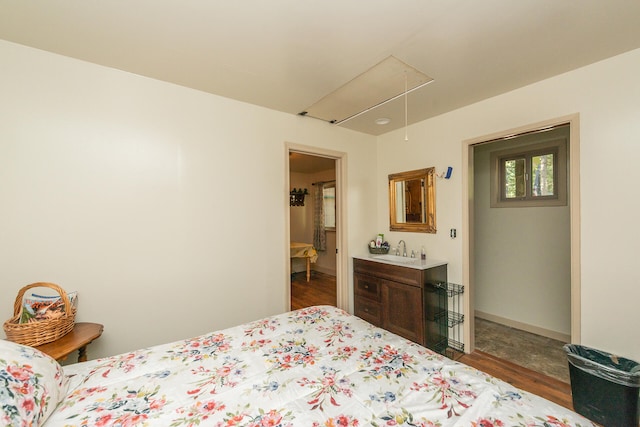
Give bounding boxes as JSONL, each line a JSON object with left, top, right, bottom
{"left": 397, "top": 240, "right": 407, "bottom": 257}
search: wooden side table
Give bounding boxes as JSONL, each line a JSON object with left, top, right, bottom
{"left": 35, "top": 322, "right": 104, "bottom": 363}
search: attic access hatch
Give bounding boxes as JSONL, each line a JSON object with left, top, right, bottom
{"left": 300, "top": 56, "right": 433, "bottom": 126}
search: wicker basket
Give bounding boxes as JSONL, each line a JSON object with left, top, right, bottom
{"left": 368, "top": 246, "right": 390, "bottom": 254}
{"left": 3, "top": 282, "right": 76, "bottom": 347}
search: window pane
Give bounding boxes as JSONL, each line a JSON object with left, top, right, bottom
{"left": 531, "top": 153, "right": 554, "bottom": 197}
{"left": 491, "top": 136, "right": 566, "bottom": 208}
{"left": 504, "top": 158, "right": 526, "bottom": 198}
{"left": 323, "top": 186, "right": 335, "bottom": 228}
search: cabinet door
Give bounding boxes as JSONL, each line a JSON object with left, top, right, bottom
{"left": 382, "top": 280, "right": 424, "bottom": 346}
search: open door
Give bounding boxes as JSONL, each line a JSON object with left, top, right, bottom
{"left": 286, "top": 144, "right": 348, "bottom": 311}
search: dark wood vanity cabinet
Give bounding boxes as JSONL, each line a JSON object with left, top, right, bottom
{"left": 354, "top": 257, "right": 447, "bottom": 348}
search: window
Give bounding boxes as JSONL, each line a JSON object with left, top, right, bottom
{"left": 490, "top": 138, "right": 567, "bottom": 208}
{"left": 323, "top": 183, "right": 336, "bottom": 230}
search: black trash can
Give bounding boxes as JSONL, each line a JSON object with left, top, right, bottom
{"left": 564, "top": 344, "right": 640, "bottom": 427}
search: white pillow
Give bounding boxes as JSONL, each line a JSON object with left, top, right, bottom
{"left": 0, "top": 339, "right": 68, "bottom": 427}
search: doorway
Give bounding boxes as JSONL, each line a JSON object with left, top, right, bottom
{"left": 462, "top": 115, "right": 581, "bottom": 375}
{"left": 286, "top": 144, "right": 348, "bottom": 311}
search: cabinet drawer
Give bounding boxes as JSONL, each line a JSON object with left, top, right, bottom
{"left": 354, "top": 298, "right": 382, "bottom": 326}
{"left": 354, "top": 258, "right": 422, "bottom": 287}
{"left": 354, "top": 273, "right": 381, "bottom": 301}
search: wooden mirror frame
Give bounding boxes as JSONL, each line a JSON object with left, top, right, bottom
{"left": 389, "top": 167, "right": 436, "bottom": 233}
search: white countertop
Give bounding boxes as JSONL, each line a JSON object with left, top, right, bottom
{"left": 353, "top": 253, "right": 447, "bottom": 270}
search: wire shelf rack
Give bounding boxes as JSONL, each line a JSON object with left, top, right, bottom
{"left": 430, "top": 282, "right": 465, "bottom": 356}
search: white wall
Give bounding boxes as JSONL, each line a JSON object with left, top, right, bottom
{"left": 377, "top": 48, "right": 640, "bottom": 361}
{"left": 0, "top": 40, "right": 377, "bottom": 358}
{"left": 289, "top": 174, "right": 312, "bottom": 238}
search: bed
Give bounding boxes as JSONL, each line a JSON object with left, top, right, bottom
{"left": 1, "top": 305, "right": 594, "bottom": 427}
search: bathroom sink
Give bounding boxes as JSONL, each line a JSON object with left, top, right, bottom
{"left": 356, "top": 253, "right": 447, "bottom": 270}
{"left": 372, "top": 254, "right": 419, "bottom": 265}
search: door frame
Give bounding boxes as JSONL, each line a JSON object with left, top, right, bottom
{"left": 462, "top": 114, "right": 581, "bottom": 352}
{"left": 285, "top": 142, "right": 349, "bottom": 311}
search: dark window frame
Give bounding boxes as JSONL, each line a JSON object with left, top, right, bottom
{"left": 490, "top": 138, "right": 567, "bottom": 208}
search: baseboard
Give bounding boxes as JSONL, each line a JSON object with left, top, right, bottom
{"left": 475, "top": 310, "right": 571, "bottom": 343}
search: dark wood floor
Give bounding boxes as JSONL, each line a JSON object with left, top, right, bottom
{"left": 459, "top": 350, "right": 573, "bottom": 410}
{"left": 290, "top": 271, "right": 336, "bottom": 310}
{"left": 290, "top": 270, "right": 574, "bottom": 411}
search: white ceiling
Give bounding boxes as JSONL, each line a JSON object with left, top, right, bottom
{"left": 1, "top": 1, "right": 640, "bottom": 135}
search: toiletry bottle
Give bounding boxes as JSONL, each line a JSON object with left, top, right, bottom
{"left": 421, "top": 246, "right": 426, "bottom": 260}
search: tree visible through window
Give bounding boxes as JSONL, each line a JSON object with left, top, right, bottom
{"left": 503, "top": 150, "right": 556, "bottom": 200}
{"left": 491, "top": 138, "right": 567, "bottom": 208}
{"left": 532, "top": 153, "right": 554, "bottom": 197}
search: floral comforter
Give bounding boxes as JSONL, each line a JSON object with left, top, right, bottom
{"left": 44, "top": 306, "right": 593, "bottom": 427}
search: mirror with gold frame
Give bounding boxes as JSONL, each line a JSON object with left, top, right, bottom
{"left": 389, "top": 167, "right": 436, "bottom": 233}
